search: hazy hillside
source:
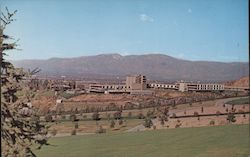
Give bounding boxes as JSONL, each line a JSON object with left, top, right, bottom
{"left": 225, "top": 76, "right": 249, "bottom": 87}
{"left": 12, "top": 53, "right": 249, "bottom": 82}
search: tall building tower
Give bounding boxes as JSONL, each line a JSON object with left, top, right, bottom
{"left": 126, "top": 74, "right": 147, "bottom": 90}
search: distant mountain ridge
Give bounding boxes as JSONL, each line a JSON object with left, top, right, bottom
{"left": 11, "top": 53, "right": 249, "bottom": 82}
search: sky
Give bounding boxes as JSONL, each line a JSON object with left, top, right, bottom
{"left": 1, "top": 0, "right": 249, "bottom": 62}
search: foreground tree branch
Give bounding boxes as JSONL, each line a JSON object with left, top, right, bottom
{"left": 1, "top": 7, "right": 48, "bottom": 157}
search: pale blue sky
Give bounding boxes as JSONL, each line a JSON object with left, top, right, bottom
{"left": 1, "top": 0, "right": 249, "bottom": 62}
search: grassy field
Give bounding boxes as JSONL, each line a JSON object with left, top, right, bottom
{"left": 227, "top": 98, "right": 249, "bottom": 105}
{"left": 35, "top": 124, "right": 249, "bottom": 157}
{"left": 49, "top": 119, "right": 144, "bottom": 134}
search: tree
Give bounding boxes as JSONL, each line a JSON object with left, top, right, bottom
{"left": 110, "top": 120, "right": 115, "bottom": 128}
{"left": 227, "top": 113, "right": 236, "bottom": 123}
{"left": 118, "top": 119, "right": 123, "bottom": 125}
{"left": 74, "top": 122, "right": 79, "bottom": 129}
{"left": 113, "top": 110, "right": 122, "bottom": 119}
{"left": 143, "top": 117, "right": 153, "bottom": 128}
{"left": 193, "top": 111, "right": 199, "bottom": 117}
{"left": 160, "top": 118, "right": 165, "bottom": 126}
{"left": 70, "top": 114, "right": 77, "bottom": 122}
{"left": 92, "top": 111, "right": 100, "bottom": 121}
{"left": 128, "top": 112, "right": 132, "bottom": 118}
{"left": 137, "top": 112, "right": 145, "bottom": 119}
{"left": 1, "top": 8, "right": 48, "bottom": 157}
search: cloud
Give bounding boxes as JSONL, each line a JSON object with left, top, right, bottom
{"left": 188, "top": 8, "right": 192, "bottom": 13}
{"left": 139, "top": 14, "right": 154, "bottom": 22}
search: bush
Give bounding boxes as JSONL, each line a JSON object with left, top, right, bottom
{"left": 70, "top": 114, "right": 77, "bottom": 122}
{"left": 110, "top": 120, "right": 115, "bottom": 128}
{"left": 92, "top": 112, "right": 100, "bottom": 121}
{"left": 113, "top": 111, "right": 122, "bottom": 120}
{"left": 71, "top": 129, "right": 76, "bottom": 136}
{"left": 45, "top": 114, "right": 53, "bottom": 122}
{"left": 143, "top": 118, "right": 153, "bottom": 128}
{"left": 82, "top": 115, "right": 87, "bottom": 119}
{"left": 137, "top": 113, "right": 145, "bottom": 119}
{"left": 216, "top": 111, "right": 221, "bottom": 116}
{"left": 153, "top": 125, "right": 156, "bottom": 130}
{"left": 193, "top": 111, "right": 199, "bottom": 117}
{"left": 74, "top": 122, "right": 79, "bottom": 129}
{"left": 118, "top": 119, "right": 123, "bottom": 125}
{"left": 96, "top": 125, "right": 106, "bottom": 134}
{"left": 227, "top": 113, "right": 236, "bottom": 123}
{"left": 128, "top": 112, "right": 132, "bottom": 118}
{"left": 238, "top": 109, "right": 244, "bottom": 114}
{"left": 51, "top": 129, "right": 57, "bottom": 136}
{"left": 171, "top": 113, "right": 176, "bottom": 118}
{"left": 209, "top": 120, "right": 215, "bottom": 125}
{"left": 160, "top": 118, "right": 165, "bottom": 126}
{"left": 61, "top": 115, "right": 66, "bottom": 120}
{"left": 175, "top": 124, "right": 181, "bottom": 128}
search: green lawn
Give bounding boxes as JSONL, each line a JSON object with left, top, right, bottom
{"left": 34, "top": 124, "right": 249, "bottom": 157}
{"left": 227, "top": 98, "right": 249, "bottom": 105}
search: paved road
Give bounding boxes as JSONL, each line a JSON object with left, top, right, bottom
{"left": 125, "top": 118, "right": 158, "bottom": 132}
{"left": 215, "top": 96, "right": 248, "bottom": 106}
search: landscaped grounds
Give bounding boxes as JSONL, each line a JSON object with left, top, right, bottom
{"left": 35, "top": 124, "right": 249, "bottom": 157}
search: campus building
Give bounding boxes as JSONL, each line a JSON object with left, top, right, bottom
{"left": 88, "top": 74, "right": 153, "bottom": 95}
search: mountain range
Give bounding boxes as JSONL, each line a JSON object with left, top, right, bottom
{"left": 11, "top": 53, "right": 249, "bottom": 82}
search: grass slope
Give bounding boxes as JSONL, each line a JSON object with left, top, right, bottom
{"left": 35, "top": 125, "right": 249, "bottom": 157}
{"left": 227, "top": 98, "right": 249, "bottom": 105}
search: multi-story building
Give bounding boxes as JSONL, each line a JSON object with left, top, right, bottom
{"left": 88, "top": 74, "right": 153, "bottom": 95}
{"left": 126, "top": 75, "right": 147, "bottom": 90}
{"left": 150, "top": 81, "right": 224, "bottom": 92}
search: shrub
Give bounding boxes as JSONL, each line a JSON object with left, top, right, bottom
{"left": 118, "top": 119, "right": 123, "bottom": 125}
{"left": 61, "top": 115, "right": 66, "bottom": 120}
{"left": 113, "top": 111, "right": 122, "bottom": 120}
{"left": 92, "top": 111, "right": 100, "bottom": 121}
{"left": 45, "top": 114, "right": 53, "bottom": 122}
{"left": 201, "top": 107, "right": 204, "bottom": 113}
{"left": 209, "top": 120, "right": 215, "bottom": 125}
{"left": 106, "top": 113, "right": 111, "bottom": 120}
{"left": 171, "top": 113, "right": 177, "bottom": 118}
{"left": 153, "top": 125, "right": 156, "bottom": 130}
{"left": 96, "top": 125, "right": 106, "bottom": 134}
{"left": 227, "top": 113, "right": 236, "bottom": 123}
{"left": 82, "top": 115, "right": 87, "bottom": 119}
{"left": 160, "top": 118, "right": 165, "bottom": 126}
{"left": 216, "top": 111, "right": 221, "bottom": 116}
{"left": 238, "top": 109, "right": 244, "bottom": 114}
{"left": 51, "top": 129, "right": 57, "bottom": 136}
{"left": 128, "top": 112, "right": 132, "bottom": 118}
{"left": 110, "top": 120, "right": 115, "bottom": 128}
{"left": 175, "top": 124, "right": 181, "bottom": 128}
{"left": 193, "top": 111, "right": 199, "bottom": 117}
{"left": 143, "top": 118, "right": 153, "bottom": 128}
{"left": 74, "top": 122, "right": 79, "bottom": 129}
{"left": 70, "top": 114, "right": 77, "bottom": 122}
{"left": 71, "top": 129, "right": 76, "bottom": 136}
{"left": 137, "top": 113, "right": 145, "bottom": 119}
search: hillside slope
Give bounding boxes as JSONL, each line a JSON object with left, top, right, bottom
{"left": 12, "top": 53, "right": 249, "bottom": 81}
